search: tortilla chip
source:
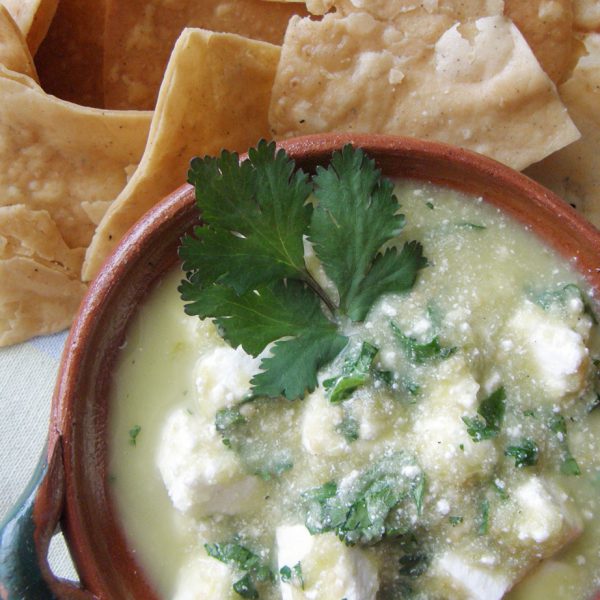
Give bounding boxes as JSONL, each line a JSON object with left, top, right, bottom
{"left": 103, "top": 0, "right": 306, "bottom": 110}
{"left": 525, "top": 33, "right": 600, "bottom": 229}
{"left": 573, "top": 0, "right": 600, "bottom": 31}
{"left": 2, "top": 0, "right": 58, "bottom": 54}
{"left": 0, "top": 4, "right": 38, "bottom": 80}
{"left": 504, "top": 0, "right": 575, "bottom": 84}
{"left": 83, "top": 28, "right": 281, "bottom": 280}
{"left": 34, "top": 0, "right": 106, "bottom": 107}
{"left": 0, "top": 257, "right": 87, "bottom": 346}
{"left": 0, "top": 66, "right": 152, "bottom": 249}
{"left": 269, "top": 12, "right": 579, "bottom": 171}
{"left": 0, "top": 205, "right": 87, "bottom": 346}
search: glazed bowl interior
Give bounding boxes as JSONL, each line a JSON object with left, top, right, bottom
{"left": 52, "top": 133, "right": 600, "bottom": 599}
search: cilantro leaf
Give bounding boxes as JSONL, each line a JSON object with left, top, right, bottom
{"left": 251, "top": 328, "right": 348, "bottom": 399}
{"left": 180, "top": 279, "right": 338, "bottom": 357}
{"left": 548, "top": 414, "right": 581, "bottom": 476}
{"left": 180, "top": 142, "right": 426, "bottom": 400}
{"left": 182, "top": 141, "right": 312, "bottom": 294}
{"left": 309, "top": 145, "right": 425, "bottom": 321}
{"left": 336, "top": 414, "right": 360, "bottom": 443}
{"left": 391, "top": 321, "right": 456, "bottom": 364}
{"left": 462, "top": 387, "right": 506, "bottom": 442}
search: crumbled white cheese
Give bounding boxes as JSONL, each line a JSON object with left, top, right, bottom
{"left": 504, "top": 301, "right": 589, "bottom": 402}
{"left": 434, "top": 551, "right": 511, "bottom": 600}
{"left": 157, "top": 409, "right": 262, "bottom": 517}
{"left": 277, "top": 526, "right": 379, "bottom": 600}
{"left": 194, "top": 345, "right": 260, "bottom": 419}
{"left": 301, "top": 387, "right": 347, "bottom": 456}
{"left": 172, "top": 556, "right": 236, "bottom": 600}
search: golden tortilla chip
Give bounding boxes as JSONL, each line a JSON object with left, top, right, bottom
{"left": 0, "top": 205, "right": 87, "bottom": 346}
{"left": 573, "top": 0, "right": 600, "bottom": 31}
{"left": 525, "top": 33, "right": 600, "bottom": 229}
{"left": 269, "top": 12, "right": 579, "bottom": 171}
{"left": 0, "top": 4, "right": 38, "bottom": 80}
{"left": 103, "top": 0, "right": 306, "bottom": 110}
{"left": 83, "top": 28, "right": 281, "bottom": 280}
{"left": 2, "top": 0, "right": 58, "bottom": 54}
{"left": 0, "top": 66, "right": 152, "bottom": 249}
{"left": 504, "top": 0, "right": 575, "bottom": 84}
{"left": 34, "top": 0, "right": 106, "bottom": 107}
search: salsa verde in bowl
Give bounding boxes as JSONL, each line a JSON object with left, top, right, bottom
{"left": 39, "top": 134, "right": 600, "bottom": 599}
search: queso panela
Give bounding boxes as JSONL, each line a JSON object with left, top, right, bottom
{"left": 109, "top": 146, "right": 600, "bottom": 600}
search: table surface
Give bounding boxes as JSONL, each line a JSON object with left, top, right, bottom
{"left": 0, "top": 330, "right": 78, "bottom": 580}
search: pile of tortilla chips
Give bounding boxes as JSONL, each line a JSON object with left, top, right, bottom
{"left": 0, "top": 0, "right": 598, "bottom": 346}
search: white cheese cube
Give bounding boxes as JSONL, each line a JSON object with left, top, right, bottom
{"left": 157, "top": 408, "right": 262, "bottom": 517}
{"left": 434, "top": 551, "right": 511, "bottom": 600}
{"left": 172, "top": 555, "right": 237, "bottom": 600}
{"left": 505, "top": 302, "right": 589, "bottom": 402}
{"left": 195, "top": 345, "right": 260, "bottom": 419}
{"left": 497, "top": 477, "right": 582, "bottom": 550}
{"left": 276, "top": 526, "right": 379, "bottom": 600}
{"left": 301, "top": 387, "right": 348, "bottom": 456}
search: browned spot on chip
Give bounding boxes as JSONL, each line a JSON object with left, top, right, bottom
{"left": 505, "top": 0, "right": 575, "bottom": 84}
{"left": 2, "top": 0, "right": 58, "bottom": 55}
{"left": 34, "top": 0, "right": 106, "bottom": 107}
{"left": 103, "top": 0, "right": 307, "bottom": 110}
{"left": 84, "top": 28, "right": 281, "bottom": 280}
{"left": 0, "top": 5, "right": 38, "bottom": 80}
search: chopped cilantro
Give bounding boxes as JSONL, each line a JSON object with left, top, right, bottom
{"left": 462, "top": 387, "right": 506, "bottom": 442}
{"left": 254, "top": 460, "right": 293, "bottom": 481}
{"left": 412, "top": 475, "right": 426, "bottom": 516}
{"left": 399, "top": 552, "right": 429, "bottom": 577}
{"left": 448, "top": 516, "right": 463, "bottom": 526}
{"left": 280, "top": 563, "right": 304, "bottom": 589}
{"left": 336, "top": 414, "right": 360, "bottom": 443}
{"left": 391, "top": 322, "right": 456, "bottom": 364}
{"left": 505, "top": 439, "right": 539, "bottom": 468}
{"left": 180, "top": 141, "right": 426, "bottom": 400}
{"left": 548, "top": 414, "right": 581, "bottom": 476}
{"left": 302, "top": 453, "right": 424, "bottom": 545}
{"left": 457, "top": 222, "right": 486, "bottom": 230}
{"left": 205, "top": 541, "right": 273, "bottom": 599}
{"left": 426, "top": 201, "right": 434, "bottom": 210}
{"left": 128, "top": 425, "right": 141, "bottom": 446}
{"left": 534, "top": 284, "right": 598, "bottom": 323}
{"left": 478, "top": 498, "right": 490, "bottom": 535}
{"left": 324, "top": 342, "right": 379, "bottom": 403}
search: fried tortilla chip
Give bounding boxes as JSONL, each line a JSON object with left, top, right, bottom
{"left": 103, "top": 0, "right": 306, "bottom": 110}
{"left": 573, "top": 0, "right": 600, "bottom": 31}
{"left": 2, "top": 0, "right": 58, "bottom": 54}
{"left": 0, "top": 66, "right": 152, "bottom": 249}
{"left": 0, "top": 205, "right": 87, "bottom": 346}
{"left": 525, "top": 34, "right": 600, "bottom": 229}
{"left": 83, "top": 28, "right": 281, "bottom": 280}
{"left": 34, "top": 0, "right": 106, "bottom": 107}
{"left": 504, "top": 0, "right": 575, "bottom": 84}
{"left": 0, "top": 4, "right": 38, "bottom": 80}
{"left": 269, "top": 12, "right": 579, "bottom": 171}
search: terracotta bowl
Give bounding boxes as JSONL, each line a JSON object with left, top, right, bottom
{"left": 1, "top": 133, "right": 600, "bottom": 599}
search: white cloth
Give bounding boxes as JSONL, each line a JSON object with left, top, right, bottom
{"left": 0, "top": 331, "right": 77, "bottom": 580}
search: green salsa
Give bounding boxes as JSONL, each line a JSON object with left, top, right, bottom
{"left": 109, "top": 180, "right": 600, "bottom": 600}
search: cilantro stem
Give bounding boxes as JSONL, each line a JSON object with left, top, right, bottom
{"left": 303, "top": 273, "right": 337, "bottom": 316}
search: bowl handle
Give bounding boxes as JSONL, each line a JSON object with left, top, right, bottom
{"left": 0, "top": 438, "right": 95, "bottom": 600}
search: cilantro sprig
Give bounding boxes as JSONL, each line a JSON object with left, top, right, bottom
{"left": 180, "top": 141, "right": 426, "bottom": 400}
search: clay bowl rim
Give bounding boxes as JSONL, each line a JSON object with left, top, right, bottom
{"left": 50, "top": 132, "right": 600, "bottom": 599}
